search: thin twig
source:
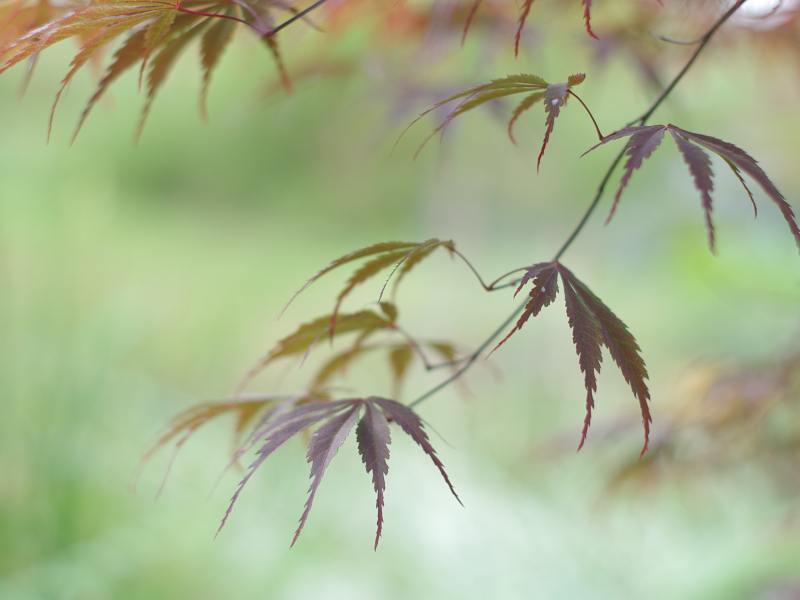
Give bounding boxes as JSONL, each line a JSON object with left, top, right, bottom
{"left": 267, "top": 0, "right": 329, "bottom": 36}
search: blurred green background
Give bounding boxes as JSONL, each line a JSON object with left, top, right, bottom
{"left": 2, "top": 4, "right": 800, "bottom": 599}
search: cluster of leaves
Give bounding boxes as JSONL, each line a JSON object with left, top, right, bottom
{"left": 237, "top": 238, "right": 461, "bottom": 392}
{"left": 583, "top": 351, "right": 800, "bottom": 495}
{"left": 491, "top": 261, "right": 651, "bottom": 454}
{"left": 143, "top": 239, "right": 472, "bottom": 546}
{"left": 140, "top": 393, "right": 461, "bottom": 549}
{"left": 0, "top": 0, "right": 292, "bottom": 140}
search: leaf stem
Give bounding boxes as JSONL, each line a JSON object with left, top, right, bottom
{"left": 449, "top": 247, "right": 528, "bottom": 292}
{"left": 567, "top": 90, "right": 603, "bottom": 140}
{"left": 408, "top": 298, "right": 527, "bottom": 408}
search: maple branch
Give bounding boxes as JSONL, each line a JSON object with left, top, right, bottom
{"left": 267, "top": 0, "right": 329, "bottom": 36}
{"left": 630, "top": 0, "right": 746, "bottom": 126}
{"left": 408, "top": 299, "right": 527, "bottom": 408}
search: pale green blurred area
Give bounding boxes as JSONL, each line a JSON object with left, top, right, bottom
{"left": 2, "top": 6, "right": 800, "bottom": 599}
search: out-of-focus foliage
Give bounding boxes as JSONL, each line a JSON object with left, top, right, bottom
{"left": 601, "top": 348, "right": 800, "bottom": 496}
{"left": 2, "top": 0, "right": 800, "bottom": 137}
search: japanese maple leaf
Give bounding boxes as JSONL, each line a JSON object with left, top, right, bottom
{"left": 217, "top": 397, "right": 460, "bottom": 549}
{"left": 493, "top": 262, "right": 651, "bottom": 455}
{"left": 584, "top": 124, "right": 800, "bottom": 253}
{"left": 408, "top": 73, "right": 597, "bottom": 170}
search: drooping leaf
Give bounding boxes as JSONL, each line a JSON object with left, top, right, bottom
{"left": 670, "top": 130, "right": 715, "bottom": 252}
{"left": 514, "top": 0, "right": 535, "bottom": 56}
{"left": 670, "top": 125, "right": 800, "bottom": 252}
{"left": 493, "top": 261, "right": 650, "bottom": 453}
{"left": 218, "top": 399, "right": 348, "bottom": 536}
{"left": 286, "top": 241, "right": 419, "bottom": 309}
{"left": 356, "top": 402, "right": 391, "bottom": 550}
{"left": 333, "top": 249, "right": 413, "bottom": 318}
{"left": 293, "top": 404, "right": 361, "bottom": 545}
{"left": 216, "top": 397, "right": 458, "bottom": 547}
{"left": 559, "top": 268, "right": 603, "bottom": 450}
{"left": 588, "top": 125, "right": 667, "bottom": 223}
{"left": 584, "top": 124, "right": 800, "bottom": 253}
{"left": 557, "top": 264, "right": 651, "bottom": 455}
{"left": 371, "top": 397, "right": 461, "bottom": 505}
